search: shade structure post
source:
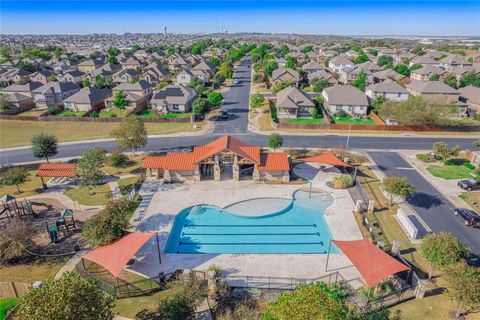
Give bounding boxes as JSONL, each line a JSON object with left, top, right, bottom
{"left": 40, "top": 176, "right": 47, "bottom": 189}
{"left": 81, "top": 257, "right": 86, "bottom": 273}
{"left": 156, "top": 232, "right": 162, "bottom": 264}
{"left": 325, "top": 240, "right": 332, "bottom": 272}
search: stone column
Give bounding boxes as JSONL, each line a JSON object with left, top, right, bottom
{"left": 164, "top": 170, "right": 171, "bottom": 183}
{"left": 213, "top": 155, "right": 221, "bottom": 181}
{"left": 253, "top": 165, "right": 260, "bottom": 182}
{"left": 354, "top": 200, "right": 363, "bottom": 213}
{"left": 281, "top": 170, "right": 290, "bottom": 183}
{"left": 193, "top": 163, "right": 201, "bottom": 182}
{"left": 232, "top": 155, "right": 239, "bottom": 182}
{"left": 367, "top": 200, "right": 375, "bottom": 214}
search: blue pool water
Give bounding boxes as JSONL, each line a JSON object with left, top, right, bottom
{"left": 165, "top": 190, "right": 338, "bottom": 254}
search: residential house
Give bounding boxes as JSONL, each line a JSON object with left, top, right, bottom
{"left": 133, "top": 50, "right": 148, "bottom": 59}
{"left": 377, "top": 48, "right": 397, "bottom": 59}
{"left": 176, "top": 69, "right": 195, "bottom": 85}
{"left": 192, "top": 60, "right": 217, "bottom": 76}
{"left": 338, "top": 67, "right": 373, "bottom": 85}
{"left": 276, "top": 86, "right": 315, "bottom": 119}
{"left": 60, "top": 70, "right": 86, "bottom": 85}
{"left": 409, "top": 56, "right": 439, "bottom": 68}
{"left": 356, "top": 61, "right": 383, "bottom": 73}
{"left": 366, "top": 80, "right": 409, "bottom": 102}
{"left": 63, "top": 87, "right": 112, "bottom": 112}
{"left": 439, "top": 54, "right": 472, "bottom": 72}
{"left": 105, "top": 80, "right": 153, "bottom": 110}
{"left": 372, "top": 69, "right": 405, "bottom": 83}
{"left": 3, "top": 81, "right": 43, "bottom": 98}
{"left": 1, "top": 92, "right": 35, "bottom": 112}
{"left": 29, "top": 70, "right": 53, "bottom": 84}
{"left": 0, "top": 69, "right": 32, "bottom": 86}
{"left": 302, "top": 61, "right": 324, "bottom": 75}
{"left": 271, "top": 68, "right": 300, "bottom": 87}
{"left": 451, "top": 64, "right": 480, "bottom": 82}
{"left": 122, "top": 57, "right": 143, "bottom": 70}
{"left": 140, "top": 62, "right": 169, "bottom": 85}
{"left": 406, "top": 80, "right": 460, "bottom": 104}
{"left": 328, "top": 56, "right": 354, "bottom": 73}
{"left": 410, "top": 65, "right": 445, "bottom": 81}
{"left": 32, "top": 82, "right": 80, "bottom": 110}
{"left": 149, "top": 84, "right": 197, "bottom": 113}
{"left": 322, "top": 85, "right": 369, "bottom": 115}
{"left": 77, "top": 59, "right": 104, "bottom": 72}
{"left": 274, "top": 58, "right": 287, "bottom": 67}
{"left": 308, "top": 69, "right": 338, "bottom": 85}
{"left": 167, "top": 53, "right": 188, "bottom": 73}
{"left": 112, "top": 68, "right": 140, "bottom": 84}
{"left": 459, "top": 86, "right": 480, "bottom": 116}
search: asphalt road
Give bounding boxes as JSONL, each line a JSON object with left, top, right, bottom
{"left": 368, "top": 151, "right": 480, "bottom": 256}
{"left": 213, "top": 57, "right": 251, "bottom": 134}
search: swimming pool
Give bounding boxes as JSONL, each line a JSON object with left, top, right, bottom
{"left": 165, "top": 190, "right": 338, "bottom": 254}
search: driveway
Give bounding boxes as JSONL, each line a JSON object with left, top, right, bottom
{"left": 368, "top": 151, "right": 480, "bottom": 256}
{"left": 213, "top": 57, "right": 251, "bottom": 134}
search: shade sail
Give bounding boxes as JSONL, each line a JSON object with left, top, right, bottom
{"left": 299, "top": 152, "right": 351, "bottom": 167}
{"left": 333, "top": 239, "right": 409, "bottom": 288}
{"left": 83, "top": 232, "right": 156, "bottom": 278}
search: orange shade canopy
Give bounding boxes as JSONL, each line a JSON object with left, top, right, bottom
{"left": 333, "top": 239, "right": 409, "bottom": 288}
{"left": 83, "top": 232, "right": 156, "bottom": 278}
{"left": 299, "top": 152, "right": 351, "bottom": 167}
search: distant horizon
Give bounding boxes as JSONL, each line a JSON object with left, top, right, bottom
{"left": 1, "top": 1, "right": 479, "bottom": 36}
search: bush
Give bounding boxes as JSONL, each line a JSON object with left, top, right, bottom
{"left": 332, "top": 174, "right": 354, "bottom": 189}
{"left": 335, "top": 109, "right": 347, "bottom": 118}
{"left": 0, "top": 218, "right": 34, "bottom": 262}
{"left": 464, "top": 161, "right": 475, "bottom": 170}
{"left": 90, "top": 111, "right": 99, "bottom": 118}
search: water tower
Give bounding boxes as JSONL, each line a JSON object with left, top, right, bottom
{"left": 163, "top": 26, "right": 167, "bottom": 36}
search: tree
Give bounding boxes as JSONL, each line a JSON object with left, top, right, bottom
{"left": 354, "top": 53, "right": 368, "bottom": 64}
{"left": 108, "top": 151, "right": 128, "bottom": 174}
{"left": 111, "top": 90, "right": 129, "bottom": 109}
{"left": 83, "top": 199, "right": 132, "bottom": 247}
{"left": 444, "top": 262, "right": 480, "bottom": 317}
{"left": 264, "top": 60, "right": 279, "bottom": 77}
{"left": 110, "top": 116, "right": 148, "bottom": 154}
{"left": 219, "top": 62, "right": 233, "bottom": 79}
{"left": 371, "top": 95, "right": 387, "bottom": 112}
{"left": 2, "top": 167, "right": 29, "bottom": 194}
{"left": 54, "top": 47, "right": 62, "bottom": 57}
{"left": 253, "top": 72, "right": 265, "bottom": 83}
{"left": 301, "top": 45, "right": 314, "bottom": 54}
{"left": 48, "top": 75, "right": 58, "bottom": 82}
{"left": 250, "top": 93, "right": 265, "bottom": 108}
{"left": 93, "top": 75, "right": 112, "bottom": 89}
{"left": 311, "top": 79, "right": 331, "bottom": 92}
{"left": 31, "top": 133, "right": 58, "bottom": 163}
{"left": 106, "top": 46, "right": 119, "bottom": 64}
{"left": 76, "top": 147, "right": 106, "bottom": 194}
{"left": 412, "top": 45, "right": 425, "bottom": 56}
{"left": 429, "top": 74, "right": 440, "bottom": 81}
{"left": 207, "top": 91, "right": 223, "bottom": 108}
{"left": 443, "top": 73, "right": 458, "bottom": 89}
{"left": 268, "top": 133, "right": 283, "bottom": 151}
{"left": 0, "top": 217, "right": 34, "bottom": 261}
{"left": 433, "top": 141, "right": 460, "bottom": 161}
{"left": 155, "top": 78, "right": 172, "bottom": 90}
{"left": 13, "top": 272, "right": 114, "bottom": 320}
{"left": 260, "top": 282, "right": 348, "bottom": 320}
{"left": 192, "top": 97, "right": 210, "bottom": 117}
{"left": 278, "top": 44, "right": 289, "bottom": 57}
{"left": 367, "top": 49, "right": 378, "bottom": 56}
{"left": 394, "top": 64, "right": 410, "bottom": 77}
{"left": 352, "top": 70, "right": 367, "bottom": 91}
{"left": 272, "top": 80, "right": 294, "bottom": 94}
{"left": 421, "top": 233, "right": 469, "bottom": 278}
{"left": 207, "top": 56, "right": 220, "bottom": 67}
{"left": 82, "top": 77, "right": 91, "bottom": 88}
{"left": 460, "top": 71, "right": 480, "bottom": 88}
{"left": 286, "top": 56, "right": 296, "bottom": 69}
{"left": 380, "top": 176, "right": 415, "bottom": 206}
{"left": 211, "top": 72, "right": 225, "bottom": 88}
{"left": 377, "top": 55, "right": 394, "bottom": 68}
{"left": 409, "top": 63, "right": 423, "bottom": 72}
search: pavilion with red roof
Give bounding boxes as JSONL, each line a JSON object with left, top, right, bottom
{"left": 36, "top": 163, "right": 76, "bottom": 189}
{"left": 143, "top": 135, "right": 290, "bottom": 183}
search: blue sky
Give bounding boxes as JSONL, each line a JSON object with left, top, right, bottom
{"left": 1, "top": 1, "right": 479, "bottom": 36}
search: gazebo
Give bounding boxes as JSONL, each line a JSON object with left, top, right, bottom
{"left": 326, "top": 239, "right": 410, "bottom": 289}
{"left": 36, "top": 163, "right": 76, "bottom": 189}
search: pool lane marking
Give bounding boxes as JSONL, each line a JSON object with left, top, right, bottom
{"left": 179, "top": 241, "right": 325, "bottom": 246}
{"left": 184, "top": 223, "right": 317, "bottom": 228}
{"left": 182, "top": 232, "right": 321, "bottom": 236}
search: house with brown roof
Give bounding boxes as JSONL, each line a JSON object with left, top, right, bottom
{"left": 322, "top": 85, "right": 369, "bottom": 115}
{"left": 372, "top": 69, "right": 405, "bottom": 83}
{"left": 271, "top": 67, "right": 300, "bottom": 87}
{"left": 459, "top": 86, "right": 480, "bottom": 116}
{"left": 143, "top": 135, "right": 290, "bottom": 183}
{"left": 105, "top": 80, "right": 153, "bottom": 110}
{"left": 140, "top": 62, "right": 169, "bottom": 85}
{"left": 276, "top": 86, "right": 315, "bottom": 119}
{"left": 32, "top": 82, "right": 80, "bottom": 109}
{"left": 77, "top": 59, "right": 104, "bottom": 72}
{"left": 439, "top": 54, "right": 472, "bottom": 72}
{"left": 149, "top": 84, "right": 196, "bottom": 113}
{"left": 63, "top": 87, "right": 112, "bottom": 112}
{"left": 406, "top": 80, "right": 459, "bottom": 104}
{"left": 302, "top": 61, "right": 324, "bottom": 75}
{"left": 410, "top": 65, "right": 445, "bottom": 81}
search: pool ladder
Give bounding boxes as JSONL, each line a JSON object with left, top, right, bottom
{"left": 190, "top": 205, "right": 206, "bottom": 215}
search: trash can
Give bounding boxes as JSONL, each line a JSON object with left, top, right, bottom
{"left": 48, "top": 225, "right": 59, "bottom": 243}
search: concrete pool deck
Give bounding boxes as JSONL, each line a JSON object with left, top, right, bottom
{"left": 129, "top": 165, "right": 364, "bottom": 288}
{"left": 224, "top": 198, "right": 292, "bottom": 217}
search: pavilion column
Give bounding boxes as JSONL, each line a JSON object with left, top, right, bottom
{"left": 232, "top": 155, "right": 239, "bottom": 182}
{"left": 164, "top": 170, "right": 171, "bottom": 183}
{"left": 193, "top": 164, "right": 201, "bottom": 182}
{"left": 213, "top": 155, "right": 221, "bottom": 181}
{"left": 281, "top": 170, "right": 290, "bottom": 183}
{"left": 253, "top": 165, "right": 260, "bottom": 182}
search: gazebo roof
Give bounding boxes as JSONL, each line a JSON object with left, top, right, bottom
{"left": 298, "top": 152, "right": 351, "bottom": 167}
{"left": 333, "top": 239, "right": 409, "bottom": 288}
{"left": 83, "top": 232, "right": 156, "bottom": 278}
{"left": 37, "top": 163, "right": 76, "bottom": 178}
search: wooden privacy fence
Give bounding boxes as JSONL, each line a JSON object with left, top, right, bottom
{"left": 0, "top": 114, "right": 191, "bottom": 123}
{"left": 0, "top": 282, "right": 30, "bottom": 297}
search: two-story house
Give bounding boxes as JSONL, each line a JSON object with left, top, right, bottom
{"left": 32, "top": 82, "right": 80, "bottom": 110}
{"left": 328, "top": 56, "right": 354, "bottom": 73}
{"left": 276, "top": 86, "right": 316, "bottom": 119}
{"left": 366, "top": 80, "right": 409, "bottom": 102}
{"left": 105, "top": 80, "right": 153, "bottom": 110}
{"left": 322, "top": 85, "right": 369, "bottom": 116}
{"left": 149, "top": 84, "right": 196, "bottom": 113}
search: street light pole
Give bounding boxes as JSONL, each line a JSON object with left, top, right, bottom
{"left": 345, "top": 124, "right": 352, "bottom": 153}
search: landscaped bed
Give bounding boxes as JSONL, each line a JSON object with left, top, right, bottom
{"left": 64, "top": 183, "right": 111, "bottom": 206}
{"left": 55, "top": 110, "right": 86, "bottom": 117}
{"left": 332, "top": 116, "right": 376, "bottom": 125}
{"left": 137, "top": 108, "right": 192, "bottom": 119}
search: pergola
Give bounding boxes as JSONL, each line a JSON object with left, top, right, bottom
{"left": 36, "top": 163, "right": 76, "bottom": 189}
{"left": 326, "top": 239, "right": 409, "bottom": 288}
{"left": 82, "top": 232, "right": 159, "bottom": 278}
{"left": 298, "top": 151, "right": 351, "bottom": 167}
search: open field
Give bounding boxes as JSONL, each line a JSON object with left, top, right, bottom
{"left": 0, "top": 120, "right": 200, "bottom": 148}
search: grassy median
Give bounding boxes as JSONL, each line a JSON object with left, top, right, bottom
{"left": 0, "top": 120, "right": 200, "bottom": 148}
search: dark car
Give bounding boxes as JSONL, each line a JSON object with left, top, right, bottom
{"left": 458, "top": 179, "right": 480, "bottom": 191}
{"left": 219, "top": 110, "right": 229, "bottom": 119}
{"left": 454, "top": 208, "right": 480, "bottom": 226}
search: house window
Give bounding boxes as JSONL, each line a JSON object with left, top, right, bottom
{"left": 172, "top": 104, "right": 179, "bottom": 110}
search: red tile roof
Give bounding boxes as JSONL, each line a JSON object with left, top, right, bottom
{"left": 37, "top": 163, "right": 76, "bottom": 177}
{"left": 163, "top": 152, "right": 196, "bottom": 171}
{"left": 258, "top": 153, "right": 290, "bottom": 171}
{"left": 193, "top": 135, "right": 260, "bottom": 164}
{"left": 38, "top": 163, "right": 76, "bottom": 170}
{"left": 143, "top": 156, "right": 165, "bottom": 169}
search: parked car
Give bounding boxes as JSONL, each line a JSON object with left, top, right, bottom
{"left": 454, "top": 208, "right": 480, "bottom": 226}
{"left": 219, "top": 110, "right": 229, "bottom": 119}
{"left": 458, "top": 179, "right": 480, "bottom": 191}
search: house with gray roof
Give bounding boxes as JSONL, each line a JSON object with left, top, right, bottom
{"left": 105, "top": 80, "right": 153, "bottom": 110}
{"left": 328, "top": 56, "right": 354, "bottom": 73}
{"left": 149, "top": 84, "right": 196, "bottom": 113}
{"left": 77, "top": 59, "right": 104, "bottom": 72}
{"left": 276, "top": 86, "right": 315, "bottom": 119}
{"left": 439, "top": 54, "right": 472, "bottom": 71}
{"left": 302, "top": 61, "right": 324, "bottom": 75}
{"left": 272, "top": 67, "right": 300, "bottom": 87}
{"left": 372, "top": 69, "right": 405, "bottom": 83}
{"left": 366, "top": 80, "right": 409, "bottom": 102}
{"left": 60, "top": 70, "right": 86, "bottom": 85}
{"left": 63, "top": 87, "right": 112, "bottom": 112}
{"left": 410, "top": 65, "right": 446, "bottom": 81}
{"left": 459, "top": 86, "right": 480, "bottom": 116}
{"left": 112, "top": 68, "right": 140, "bottom": 84}
{"left": 3, "top": 81, "right": 43, "bottom": 97}
{"left": 406, "top": 80, "right": 459, "bottom": 104}
{"left": 32, "top": 82, "right": 80, "bottom": 109}
{"left": 322, "top": 85, "right": 369, "bottom": 115}
{"left": 308, "top": 69, "right": 338, "bottom": 85}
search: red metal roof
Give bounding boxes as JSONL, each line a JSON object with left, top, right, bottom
{"left": 333, "top": 239, "right": 409, "bottom": 288}
{"left": 163, "top": 152, "right": 196, "bottom": 171}
{"left": 299, "top": 152, "right": 351, "bottom": 167}
{"left": 83, "top": 232, "right": 156, "bottom": 278}
{"left": 258, "top": 153, "right": 290, "bottom": 171}
{"left": 143, "top": 156, "right": 165, "bottom": 169}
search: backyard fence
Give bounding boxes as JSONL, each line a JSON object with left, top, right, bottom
{"left": 0, "top": 282, "right": 30, "bottom": 298}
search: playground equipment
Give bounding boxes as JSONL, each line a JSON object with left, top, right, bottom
{"left": 0, "top": 195, "right": 36, "bottom": 220}
{"left": 45, "top": 209, "right": 77, "bottom": 243}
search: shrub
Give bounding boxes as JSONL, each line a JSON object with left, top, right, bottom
{"left": 0, "top": 218, "right": 34, "bottom": 262}
{"left": 335, "top": 109, "right": 348, "bottom": 118}
{"left": 312, "top": 107, "right": 320, "bottom": 119}
{"left": 332, "top": 174, "right": 354, "bottom": 189}
{"left": 464, "top": 161, "right": 475, "bottom": 170}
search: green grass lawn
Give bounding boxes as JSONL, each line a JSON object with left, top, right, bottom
{"left": 16, "top": 109, "right": 46, "bottom": 116}
{"left": 97, "top": 108, "right": 131, "bottom": 118}
{"left": 64, "top": 183, "right": 111, "bottom": 206}
{"left": 416, "top": 153, "right": 436, "bottom": 163}
{"left": 286, "top": 117, "right": 324, "bottom": 125}
{"left": 426, "top": 164, "right": 473, "bottom": 180}
{"left": 333, "top": 116, "right": 376, "bottom": 125}
{"left": 56, "top": 110, "right": 86, "bottom": 117}
{"left": 0, "top": 297, "right": 19, "bottom": 320}
{"left": 102, "top": 154, "right": 144, "bottom": 176}
{"left": 117, "top": 176, "right": 140, "bottom": 196}
{"left": 0, "top": 168, "right": 44, "bottom": 198}
{"left": 0, "top": 120, "right": 200, "bottom": 148}
{"left": 137, "top": 108, "right": 192, "bottom": 119}
{"left": 0, "top": 257, "right": 69, "bottom": 283}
